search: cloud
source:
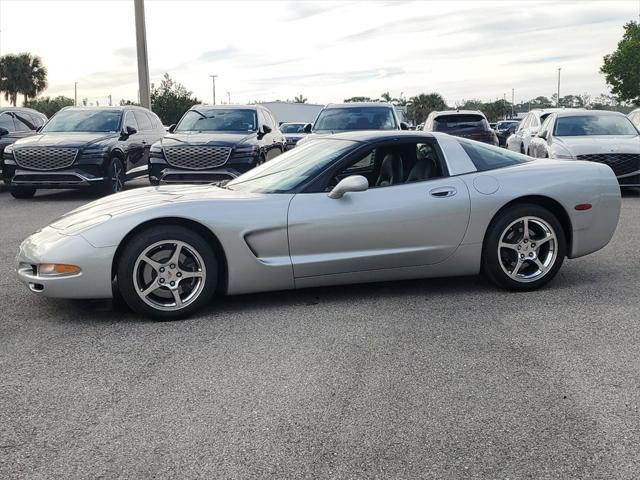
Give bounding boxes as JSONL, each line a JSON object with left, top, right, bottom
{"left": 506, "top": 54, "right": 589, "bottom": 66}
{"left": 198, "top": 47, "right": 240, "bottom": 63}
{"left": 249, "top": 67, "right": 405, "bottom": 88}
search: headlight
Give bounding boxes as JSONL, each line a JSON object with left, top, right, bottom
{"left": 550, "top": 152, "right": 574, "bottom": 160}
{"left": 38, "top": 263, "right": 81, "bottom": 277}
{"left": 234, "top": 144, "right": 259, "bottom": 154}
{"left": 4, "top": 144, "right": 13, "bottom": 155}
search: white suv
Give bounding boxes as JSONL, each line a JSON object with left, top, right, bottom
{"left": 506, "top": 108, "right": 579, "bottom": 155}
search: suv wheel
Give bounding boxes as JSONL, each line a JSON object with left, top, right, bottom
{"left": 482, "top": 204, "right": 566, "bottom": 291}
{"left": 9, "top": 186, "right": 36, "bottom": 199}
{"left": 101, "top": 157, "right": 125, "bottom": 195}
{"left": 117, "top": 225, "right": 218, "bottom": 320}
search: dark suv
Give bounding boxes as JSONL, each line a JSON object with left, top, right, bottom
{"left": 2, "top": 106, "right": 165, "bottom": 198}
{"left": 148, "top": 105, "right": 286, "bottom": 184}
{"left": 423, "top": 110, "right": 498, "bottom": 145}
{"left": 0, "top": 107, "right": 47, "bottom": 179}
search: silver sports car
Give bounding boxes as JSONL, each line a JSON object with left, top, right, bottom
{"left": 16, "top": 131, "right": 621, "bottom": 320}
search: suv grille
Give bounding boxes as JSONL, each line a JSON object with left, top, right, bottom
{"left": 163, "top": 146, "right": 231, "bottom": 170}
{"left": 14, "top": 147, "right": 78, "bottom": 170}
{"left": 577, "top": 153, "right": 640, "bottom": 177}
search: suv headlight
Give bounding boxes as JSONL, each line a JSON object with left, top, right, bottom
{"left": 234, "top": 144, "right": 259, "bottom": 154}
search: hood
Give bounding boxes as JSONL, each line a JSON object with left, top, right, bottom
{"left": 554, "top": 135, "right": 640, "bottom": 155}
{"left": 161, "top": 131, "right": 257, "bottom": 147}
{"left": 11, "top": 132, "right": 118, "bottom": 148}
{"left": 48, "top": 184, "right": 267, "bottom": 233}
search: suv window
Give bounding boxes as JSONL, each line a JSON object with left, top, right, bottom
{"left": 13, "top": 112, "right": 34, "bottom": 131}
{"left": 123, "top": 111, "right": 139, "bottom": 131}
{"left": 0, "top": 113, "right": 15, "bottom": 132}
{"left": 133, "top": 110, "right": 152, "bottom": 131}
{"left": 459, "top": 138, "right": 529, "bottom": 171}
{"left": 147, "top": 112, "right": 161, "bottom": 130}
{"left": 432, "top": 114, "right": 488, "bottom": 132}
{"left": 539, "top": 114, "right": 554, "bottom": 138}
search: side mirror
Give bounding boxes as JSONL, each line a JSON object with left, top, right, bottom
{"left": 168, "top": 124, "right": 176, "bottom": 133}
{"left": 400, "top": 122, "right": 409, "bottom": 130}
{"left": 538, "top": 131, "right": 548, "bottom": 140}
{"left": 303, "top": 123, "right": 312, "bottom": 134}
{"left": 122, "top": 125, "right": 137, "bottom": 138}
{"left": 328, "top": 175, "right": 369, "bottom": 199}
{"left": 0, "top": 127, "right": 8, "bottom": 137}
{"left": 36, "top": 126, "right": 43, "bottom": 133}
{"left": 262, "top": 124, "right": 272, "bottom": 134}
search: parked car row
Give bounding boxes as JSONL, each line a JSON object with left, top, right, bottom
{"left": 3, "top": 101, "right": 639, "bottom": 199}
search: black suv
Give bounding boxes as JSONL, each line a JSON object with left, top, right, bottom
{"left": 2, "top": 106, "right": 165, "bottom": 198}
{"left": 149, "top": 105, "right": 286, "bottom": 184}
{"left": 0, "top": 107, "right": 47, "bottom": 179}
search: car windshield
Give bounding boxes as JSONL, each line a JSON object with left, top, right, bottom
{"left": 433, "top": 114, "right": 487, "bottom": 131}
{"left": 176, "top": 109, "right": 257, "bottom": 132}
{"left": 554, "top": 115, "right": 638, "bottom": 136}
{"left": 42, "top": 110, "right": 122, "bottom": 133}
{"left": 280, "top": 123, "right": 306, "bottom": 133}
{"left": 226, "top": 139, "right": 357, "bottom": 193}
{"left": 313, "top": 107, "right": 397, "bottom": 131}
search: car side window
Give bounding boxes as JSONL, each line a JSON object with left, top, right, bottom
{"left": 147, "top": 112, "right": 160, "bottom": 131}
{"left": 459, "top": 138, "right": 529, "bottom": 171}
{"left": 133, "top": 111, "right": 152, "bottom": 131}
{"left": 123, "top": 111, "right": 139, "bottom": 131}
{"left": 0, "top": 113, "right": 15, "bottom": 131}
{"left": 530, "top": 115, "right": 540, "bottom": 128}
{"left": 13, "top": 112, "right": 35, "bottom": 131}
{"left": 539, "top": 114, "right": 554, "bottom": 138}
{"left": 518, "top": 115, "right": 529, "bottom": 131}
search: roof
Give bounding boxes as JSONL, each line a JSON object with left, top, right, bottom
{"left": 317, "top": 130, "right": 435, "bottom": 143}
{"left": 0, "top": 106, "right": 46, "bottom": 115}
{"left": 553, "top": 109, "right": 628, "bottom": 118}
{"left": 192, "top": 104, "right": 258, "bottom": 111}
{"left": 433, "top": 110, "right": 486, "bottom": 117}
{"left": 324, "top": 102, "right": 395, "bottom": 109}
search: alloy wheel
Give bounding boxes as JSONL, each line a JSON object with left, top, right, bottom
{"left": 112, "top": 161, "right": 124, "bottom": 192}
{"left": 133, "top": 240, "right": 207, "bottom": 311}
{"left": 497, "top": 216, "right": 557, "bottom": 283}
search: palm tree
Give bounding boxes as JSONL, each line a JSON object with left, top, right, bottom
{"left": 293, "top": 94, "right": 307, "bottom": 103}
{"left": 0, "top": 54, "right": 22, "bottom": 106}
{"left": 17, "top": 53, "right": 47, "bottom": 105}
{"left": 0, "top": 53, "right": 47, "bottom": 106}
{"left": 407, "top": 93, "right": 447, "bottom": 124}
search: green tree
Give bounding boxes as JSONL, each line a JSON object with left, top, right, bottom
{"left": 380, "top": 92, "right": 393, "bottom": 102}
{"left": 0, "top": 54, "right": 22, "bottom": 106}
{"left": 343, "top": 96, "right": 374, "bottom": 103}
{"left": 600, "top": 21, "right": 640, "bottom": 105}
{"left": 293, "top": 94, "right": 307, "bottom": 103}
{"left": 407, "top": 93, "right": 447, "bottom": 124}
{"left": 0, "top": 53, "right": 47, "bottom": 106}
{"left": 120, "top": 99, "right": 140, "bottom": 106}
{"left": 24, "top": 95, "right": 74, "bottom": 117}
{"left": 150, "top": 73, "right": 200, "bottom": 125}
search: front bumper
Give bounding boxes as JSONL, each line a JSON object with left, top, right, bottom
{"left": 16, "top": 227, "right": 116, "bottom": 299}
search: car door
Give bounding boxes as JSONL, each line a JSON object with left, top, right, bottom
{"left": 287, "top": 140, "right": 471, "bottom": 278}
{"left": 122, "top": 110, "right": 144, "bottom": 171}
{"left": 508, "top": 114, "right": 528, "bottom": 151}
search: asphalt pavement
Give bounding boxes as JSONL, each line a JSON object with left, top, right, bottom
{"left": 1, "top": 183, "right": 639, "bottom": 479}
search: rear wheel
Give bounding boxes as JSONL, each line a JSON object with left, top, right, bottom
{"left": 117, "top": 225, "right": 218, "bottom": 320}
{"left": 9, "top": 186, "right": 36, "bottom": 199}
{"left": 482, "top": 204, "right": 566, "bottom": 291}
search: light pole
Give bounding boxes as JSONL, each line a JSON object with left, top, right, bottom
{"left": 503, "top": 93, "right": 506, "bottom": 119}
{"left": 209, "top": 75, "right": 218, "bottom": 105}
{"left": 227, "top": 91, "right": 231, "bottom": 104}
{"left": 134, "top": 0, "right": 151, "bottom": 109}
{"left": 511, "top": 88, "right": 515, "bottom": 118}
{"left": 557, "top": 68, "right": 562, "bottom": 107}
{"left": 74, "top": 82, "right": 78, "bottom": 106}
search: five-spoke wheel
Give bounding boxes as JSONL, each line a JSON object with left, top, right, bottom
{"left": 118, "top": 226, "right": 218, "bottom": 320}
{"left": 483, "top": 204, "right": 566, "bottom": 290}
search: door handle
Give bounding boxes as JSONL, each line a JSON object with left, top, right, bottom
{"left": 430, "top": 187, "right": 457, "bottom": 198}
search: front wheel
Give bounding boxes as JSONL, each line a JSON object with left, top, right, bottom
{"left": 9, "top": 186, "right": 36, "bottom": 199}
{"left": 482, "top": 204, "right": 566, "bottom": 291}
{"left": 100, "top": 157, "right": 125, "bottom": 195}
{"left": 117, "top": 225, "right": 218, "bottom": 320}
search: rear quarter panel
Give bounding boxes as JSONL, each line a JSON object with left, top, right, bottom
{"left": 460, "top": 160, "right": 621, "bottom": 258}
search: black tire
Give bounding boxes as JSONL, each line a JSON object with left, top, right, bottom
{"left": 482, "top": 203, "right": 566, "bottom": 291}
{"left": 117, "top": 225, "right": 218, "bottom": 320}
{"left": 9, "top": 186, "right": 36, "bottom": 199}
{"left": 100, "top": 156, "right": 126, "bottom": 195}
{"left": 520, "top": 143, "right": 526, "bottom": 154}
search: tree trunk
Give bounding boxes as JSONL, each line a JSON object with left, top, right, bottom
{"left": 24, "top": 93, "right": 28, "bottom": 106}
{"left": 11, "top": 93, "right": 17, "bottom": 106}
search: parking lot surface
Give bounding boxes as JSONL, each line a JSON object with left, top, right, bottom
{"left": 1, "top": 184, "right": 639, "bottom": 479}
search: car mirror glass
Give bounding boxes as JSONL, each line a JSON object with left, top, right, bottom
{"left": 303, "top": 123, "right": 312, "bottom": 134}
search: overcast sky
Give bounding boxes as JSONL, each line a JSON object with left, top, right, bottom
{"left": 0, "top": 0, "right": 638, "bottom": 107}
